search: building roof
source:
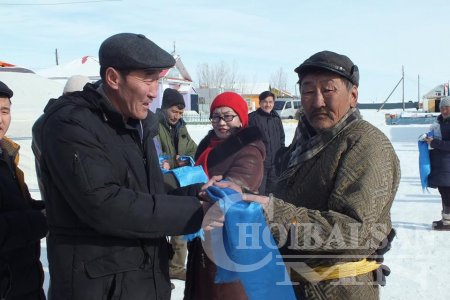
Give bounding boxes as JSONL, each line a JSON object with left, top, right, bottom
{"left": 159, "top": 54, "right": 192, "bottom": 83}
{"left": 423, "top": 83, "right": 447, "bottom": 99}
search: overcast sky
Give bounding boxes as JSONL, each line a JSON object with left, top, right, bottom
{"left": 2, "top": 0, "right": 449, "bottom": 103}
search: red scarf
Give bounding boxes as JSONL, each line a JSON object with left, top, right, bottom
{"left": 195, "top": 137, "right": 223, "bottom": 178}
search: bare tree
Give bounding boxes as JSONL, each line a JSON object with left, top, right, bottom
{"left": 197, "top": 61, "right": 241, "bottom": 89}
{"left": 270, "top": 67, "right": 288, "bottom": 93}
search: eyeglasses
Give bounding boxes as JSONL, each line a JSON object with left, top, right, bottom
{"left": 209, "top": 115, "right": 238, "bottom": 123}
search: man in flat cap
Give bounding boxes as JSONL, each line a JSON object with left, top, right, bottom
{"left": 219, "top": 51, "right": 400, "bottom": 299}
{"left": 0, "top": 81, "right": 48, "bottom": 299}
{"left": 32, "top": 33, "right": 204, "bottom": 299}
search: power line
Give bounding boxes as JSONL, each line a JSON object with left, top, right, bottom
{"left": 0, "top": 0, "right": 121, "bottom": 5}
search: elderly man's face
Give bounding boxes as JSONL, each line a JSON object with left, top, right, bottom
{"left": 300, "top": 73, "right": 357, "bottom": 131}
{"left": 0, "top": 97, "right": 11, "bottom": 140}
{"left": 441, "top": 106, "right": 450, "bottom": 119}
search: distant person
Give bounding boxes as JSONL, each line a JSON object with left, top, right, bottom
{"left": 216, "top": 51, "right": 400, "bottom": 300}
{"left": 154, "top": 88, "right": 197, "bottom": 281}
{"left": 32, "top": 33, "right": 205, "bottom": 300}
{"left": 63, "top": 75, "right": 90, "bottom": 95}
{"left": 185, "top": 91, "right": 265, "bottom": 300}
{"left": 248, "top": 90, "right": 285, "bottom": 195}
{"left": 424, "top": 96, "right": 450, "bottom": 230}
{"left": 0, "top": 80, "right": 48, "bottom": 300}
{"left": 155, "top": 88, "right": 197, "bottom": 173}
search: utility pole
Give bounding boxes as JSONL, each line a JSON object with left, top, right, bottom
{"left": 418, "top": 74, "right": 420, "bottom": 103}
{"left": 402, "top": 65, "right": 405, "bottom": 111}
{"left": 55, "top": 48, "right": 59, "bottom": 66}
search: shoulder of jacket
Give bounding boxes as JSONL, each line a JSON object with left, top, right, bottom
{"left": 343, "top": 120, "right": 393, "bottom": 151}
{"left": 236, "top": 126, "right": 263, "bottom": 142}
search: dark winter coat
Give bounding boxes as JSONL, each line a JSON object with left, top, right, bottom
{"left": 428, "top": 115, "right": 450, "bottom": 187}
{"left": 248, "top": 108, "right": 285, "bottom": 194}
{"left": 185, "top": 126, "right": 265, "bottom": 300}
{"left": 0, "top": 137, "right": 47, "bottom": 300}
{"left": 32, "top": 84, "right": 203, "bottom": 300}
{"left": 248, "top": 108, "right": 285, "bottom": 168}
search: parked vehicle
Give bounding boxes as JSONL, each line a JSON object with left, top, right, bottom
{"left": 274, "top": 98, "right": 301, "bottom": 119}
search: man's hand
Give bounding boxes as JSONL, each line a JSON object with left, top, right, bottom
{"left": 161, "top": 160, "right": 170, "bottom": 170}
{"left": 241, "top": 193, "right": 270, "bottom": 210}
{"left": 198, "top": 175, "right": 224, "bottom": 200}
{"left": 200, "top": 200, "right": 224, "bottom": 231}
{"left": 211, "top": 179, "right": 242, "bottom": 193}
{"left": 176, "top": 155, "right": 189, "bottom": 167}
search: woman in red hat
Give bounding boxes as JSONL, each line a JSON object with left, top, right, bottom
{"left": 184, "top": 92, "right": 266, "bottom": 300}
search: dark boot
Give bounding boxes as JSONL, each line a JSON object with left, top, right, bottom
{"left": 432, "top": 212, "right": 450, "bottom": 230}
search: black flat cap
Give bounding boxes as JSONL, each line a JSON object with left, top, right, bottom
{"left": 99, "top": 33, "right": 176, "bottom": 71}
{"left": 295, "top": 51, "right": 359, "bottom": 86}
{"left": 0, "top": 80, "right": 13, "bottom": 98}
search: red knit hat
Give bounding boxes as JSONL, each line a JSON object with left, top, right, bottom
{"left": 210, "top": 92, "right": 249, "bottom": 127}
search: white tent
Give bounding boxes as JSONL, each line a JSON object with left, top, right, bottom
{"left": 0, "top": 72, "right": 63, "bottom": 138}
{"left": 37, "top": 56, "right": 101, "bottom": 85}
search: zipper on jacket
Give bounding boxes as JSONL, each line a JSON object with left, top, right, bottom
{"left": 139, "top": 242, "right": 151, "bottom": 269}
{"left": 130, "top": 132, "right": 147, "bottom": 167}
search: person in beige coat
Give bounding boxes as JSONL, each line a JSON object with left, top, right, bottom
{"left": 214, "top": 51, "right": 400, "bottom": 300}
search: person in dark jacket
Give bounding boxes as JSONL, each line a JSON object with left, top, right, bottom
{"left": 248, "top": 91, "right": 285, "bottom": 195}
{"left": 184, "top": 92, "right": 266, "bottom": 300}
{"left": 0, "top": 81, "right": 48, "bottom": 300}
{"left": 424, "top": 96, "right": 450, "bottom": 230}
{"left": 154, "top": 88, "right": 198, "bottom": 281}
{"left": 31, "top": 33, "right": 204, "bottom": 300}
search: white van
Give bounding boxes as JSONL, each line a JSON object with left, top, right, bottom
{"left": 274, "top": 99, "right": 301, "bottom": 119}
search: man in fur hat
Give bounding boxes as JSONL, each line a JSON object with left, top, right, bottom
{"left": 215, "top": 51, "right": 400, "bottom": 300}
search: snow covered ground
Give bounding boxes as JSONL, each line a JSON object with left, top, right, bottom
{"left": 2, "top": 71, "right": 447, "bottom": 299}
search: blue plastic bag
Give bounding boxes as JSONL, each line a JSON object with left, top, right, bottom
{"left": 202, "top": 185, "right": 296, "bottom": 300}
{"left": 160, "top": 155, "right": 208, "bottom": 187}
{"left": 418, "top": 139, "right": 430, "bottom": 191}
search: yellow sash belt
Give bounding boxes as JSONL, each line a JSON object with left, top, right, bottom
{"left": 291, "top": 259, "right": 380, "bottom": 283}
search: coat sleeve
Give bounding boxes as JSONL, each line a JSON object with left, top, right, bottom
{"left": 40, "top": 114, "right": 203, "bottom": 239}
{"left": 183, "top": 131, "right": 198, "bottom": 158}
{"left": 224, "top": 142, "right": 265, "bottom": 193}
{"left": 267, "top": 135, "right": 400, "bottom": 254}
{"left": 0, "top": 208, "right": 47, "bottom": 253}
{"left": 430, "top": 139, "right": 450, "bottom": 151}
